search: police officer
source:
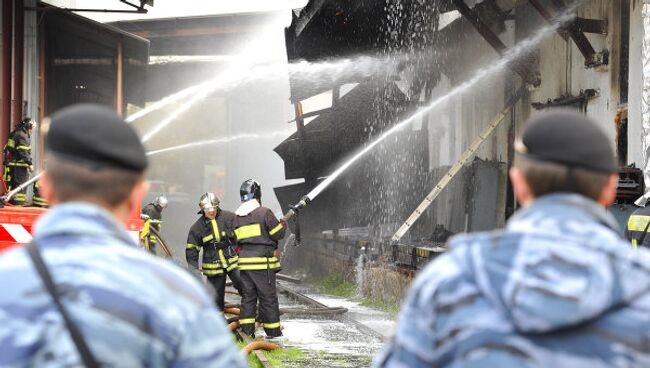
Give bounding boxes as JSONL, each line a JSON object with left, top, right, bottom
{"left": 141, "top": 195, "right": 168, "bottom": 254}
{"left": 233, "top": 179, "right": 286, "bottom": 338}
{"left": 186, "top": 192, "right": 242, "bottom": 311}
{"left": 3, "top": 118, "right": 34, "bottom": 205}
{"left": 0, "top": 104, "right": 245, "bottom": 366}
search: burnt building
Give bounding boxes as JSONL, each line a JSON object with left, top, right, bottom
{"left": 274, "top": 0, "right": 639, "bottom": 257}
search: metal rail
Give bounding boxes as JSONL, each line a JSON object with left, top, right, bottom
{"left": 276, "top": 282, "right": 384, "bottom": 340}
{"left": 391, "top": 86, "right": 526, "bottom": 244}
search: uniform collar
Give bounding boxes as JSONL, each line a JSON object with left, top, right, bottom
{"left": 511, "top": 193, "right": 621, "bottom": 234}
{"left": 34, "top": 202, "right": 135, "bottom": 245}
{"left": 235, "top": 199, "right": 260, "bottom": 216}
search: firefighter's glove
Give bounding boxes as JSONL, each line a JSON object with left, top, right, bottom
{"left": 28, "top": 165, "right": 33, "bottom": 172}
{"left": 140, "top": 214, "right": 150, "bottom": 220}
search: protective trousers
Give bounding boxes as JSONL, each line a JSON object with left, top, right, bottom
{"left": 207, "top": 269, "right": 242, "bottom": 311}
{"left": 228, "top": 268, "right": 243, "bottom": 295}
{"left": 239, "top": 269, "right": 281, "bottom": 337}
{"left": 9, "top": 166, "right": 28, "bottom": 205}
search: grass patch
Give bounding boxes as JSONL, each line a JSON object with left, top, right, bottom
{"left": 359, "top": 297, "right": 401, "bottom": 317}
{"left": 306, "top": 274, "right": 402, "bottom": 317}
{"left": 308, "top": 274, "right": 356, "bottom": 298}
{"left": 236, "top": 340, "right": 263, "bottom": 368}
{"left": 264, "top": 347, "right": 306, "bottom": 366}
{"left": 237, "top": 339, "right": 307, "bottom": 367}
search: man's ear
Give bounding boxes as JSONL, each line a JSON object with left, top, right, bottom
{"left": 39, "top": 173, "right": 57, "bottom": 206}
{"left": 127, "top": 180, "right": 150, "bottom": 220}
{"left": 510, "top": 167, "right": 534, "bottom": 207}
{"left": 597, "top": 174, "right": 618, "bottom": 207}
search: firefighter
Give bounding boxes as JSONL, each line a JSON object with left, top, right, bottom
{"left": 625, "top": 200, "right": 650, "bottom": 247}
{"left": 3, "top": 118, "right": 34, "bottom": 205}
{"left": 186, "top": 192, "right": 242, "bottom": 311}
{"left": 141, "top": 195, "right": 168, "bottom": 254}
{"left": 233, "top": 179, "right": 286, "bottom": 338}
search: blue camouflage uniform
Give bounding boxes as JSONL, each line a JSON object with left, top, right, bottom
{"left": 0, "top": 202, "right": 246, "bottom": 367}
{"left": 375, "top": 193, "right": 650, "bottom": 368}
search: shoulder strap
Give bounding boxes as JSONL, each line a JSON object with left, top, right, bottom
{"left": 25, "top": 241, "right": 100, "bottom": 368}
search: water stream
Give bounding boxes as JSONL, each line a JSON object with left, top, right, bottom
{"left": 145, "top": 131, "right": 289, "bottom": 156}
{"left": 137, "top": 54, "right": 404, "bottom": 144}
{"left": 304, "top": 2, "right": 583, "bottom": 202}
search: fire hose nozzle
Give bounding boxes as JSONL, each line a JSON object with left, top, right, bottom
{"left": 291, "top": 195, "right": 311, "bottom": 212}
{"left": 282, "top": 196, "right": 311, "bottom": 222}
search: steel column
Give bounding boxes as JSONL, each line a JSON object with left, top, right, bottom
{"left": 12, "top": 0, "right": 23, "bottom": 126}
{"left": 2, "top": 0, "right": 13, "bottom": 146}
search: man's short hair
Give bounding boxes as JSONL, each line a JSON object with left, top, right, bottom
{"left": 514, "top": 155, "right": 611, "bottom": 201}
{"left": 45, "top": 156, "right": 143, "bottom": 207}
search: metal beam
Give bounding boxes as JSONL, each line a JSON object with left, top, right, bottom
{"left": 391, "top": 85, "right": 526, "bottom": 244}
{"left": 25, "top": 6, "right": 147, "bottom": 14}
{"left": 11, "top": 0, "right": 24, "bottom": 127}
{"left": 575, "top": 17, "right": 608, "bottom": 35}
{"left": 452, "top": 0, "right": 539, "bottom": 85}
{"left": 546, "top": 0, "right": 606, "bottom": 67}
{"left": 2, "top": 0, "right": 13, "bottom": 148}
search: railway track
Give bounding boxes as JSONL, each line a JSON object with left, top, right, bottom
{"left": 276, "top": 282, "right": 384, "bottom": 341}
{"left": 227, "top": 278, "right": 388, "bottom": 367}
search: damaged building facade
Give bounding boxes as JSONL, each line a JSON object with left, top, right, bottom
{"left": 276, "top": 0, "right": 648, "bottom": 289}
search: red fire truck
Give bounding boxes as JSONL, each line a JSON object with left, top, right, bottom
{"left": 0, "top": 173, "right": 144, "bottom": 253}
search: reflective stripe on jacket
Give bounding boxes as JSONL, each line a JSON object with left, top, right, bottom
{"left": 625, "top": 206, "right": 650, "bottom": 248}
{"left": 186, "top": 209, "right": 237, "bottom": 276}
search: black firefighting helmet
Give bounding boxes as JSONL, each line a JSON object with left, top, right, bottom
{"left": 198, "top": 192, "right": 219, "bottom": 214}
{"left": 240, "top": 179, "right": 261, "bottom": 202}
{"left": 19, "top": 117, "right": 34, "bottom": 130}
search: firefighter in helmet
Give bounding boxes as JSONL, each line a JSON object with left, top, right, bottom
{"left": 186, "top": 192, "right": 242, "bottom": 310}
{"left": 233, "top": 179, "right": 286, "bottom": 338}
{"left": 140, "top": 196, "right": 168, "bottom": 254}
{"left": 3, "top": 118, "right": 34, "bottom": 205}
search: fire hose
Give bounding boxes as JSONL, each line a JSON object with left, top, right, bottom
{"left": 146, "top": 226, "right": 174, "bottom": 258}
{"left": 280, "top": 195, "right": 310, "bottom": 246}
{"left": 0, "top": 171, "right": 43, "bottom": 206}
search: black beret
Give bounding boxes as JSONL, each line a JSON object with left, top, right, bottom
{"left": 45, "top": 104, "right": 147, "bottom": 172}
{"left": 516, "top": 109, "right": 618, "bottom": 173}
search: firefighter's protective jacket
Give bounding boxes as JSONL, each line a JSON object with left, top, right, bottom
{"left": 233, "top": 199, "right": 286, "bottom": 271}
{"left": 186, "top": 210, "right": 238, "bottom": 276}
{"left": 625, "top": 205, "right": 650, "bottom": 247}
{"left": 142, "top": 203, "right": 162, "bottom": 246}
{"left": 5, "top": 128, "right": 32, "bottom": 167}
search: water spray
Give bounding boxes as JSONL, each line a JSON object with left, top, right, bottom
{"left": 297, "top": 1, "right": 583, "bottom": 204}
